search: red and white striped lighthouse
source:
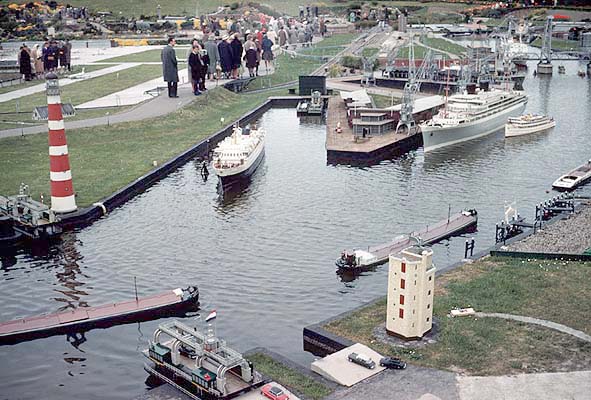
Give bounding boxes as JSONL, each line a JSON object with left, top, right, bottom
{"left": 46, "top": 72, "right": 77, "bottom": 213}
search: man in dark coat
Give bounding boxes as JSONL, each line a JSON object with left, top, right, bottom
{"left": 161, "top": 37, "right": 179, "bottom": 98}
{"left": 218, "top": 35, "right": 233, "bottom": 79}
{"left": 230, "top": 33, "right": 243, "bottom": 79}
{"left": 19, "top": 44, "right": 32, "bottom": 81}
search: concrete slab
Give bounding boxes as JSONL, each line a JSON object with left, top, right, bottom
{"left": 311, "top": 343, "right": 385, "bottom": 387}
{"left": 236, "top": 382, "right": 300, "bottom": 400}
{"left": 457, "top": 370, "right": 591, "bottom": 400}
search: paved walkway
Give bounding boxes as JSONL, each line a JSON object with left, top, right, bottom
{"left": 475, "top": 312, "right": 591, "bottom": 343}
{"left": 0, "top": 63, "right": 138, "bottom": 103}
{"left": 458, "top": 370, "right": 591, "bottom": 400}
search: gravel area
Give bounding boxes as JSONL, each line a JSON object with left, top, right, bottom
{"left": 508, "top": 203, "right": 591, "bottom": 254}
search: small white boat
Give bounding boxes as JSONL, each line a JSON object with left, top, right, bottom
{"left": 505, "top": 114, "right": 555, "bottom": 137}
{"left": 552, "top": 159, "right": 591, "bottom": 191}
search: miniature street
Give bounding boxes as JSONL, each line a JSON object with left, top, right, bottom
{"left": 1, "top": 1, "right": 591, "bottom": 400}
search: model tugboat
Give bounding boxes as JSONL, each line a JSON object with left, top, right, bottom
{"left": 143, "top": 319, "right": 264, "bottom": 400}
{"left": 296, "top": 90, "right": 324, "bottom": 116}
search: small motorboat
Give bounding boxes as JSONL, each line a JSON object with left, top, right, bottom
{"left": 505, "top": 114, "right": 555, "bottom": 137}
{"left": 553, "top": 159, "right": 591, "bottom": 191}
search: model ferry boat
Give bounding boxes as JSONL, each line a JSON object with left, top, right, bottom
{"left": 553, "top": 159, "right": 591, "bottom": 191}
{"left": 144, "top": 319, "right": 264, "bottom": 400}
{"left": 212, "top": 124, "right": 265, "bottom": 187}
{"left": 505, "top": 114, "right": 555, "bottom": 137}
{"left": 420, "top": 87, "right": 527, "bottom": 152}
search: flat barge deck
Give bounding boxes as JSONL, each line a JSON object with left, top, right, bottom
{"left": 337, "top": 210, "right": 478, "bottom": 272}
{"left": 0, "top": 286, "right": 199, "bottom": 345}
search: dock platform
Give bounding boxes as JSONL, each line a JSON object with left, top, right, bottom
{"left": 337, "top": 210, "right": 478, "bottom": 272}
{"left": 325, "top": 96, "right": 422, "bottom": 164}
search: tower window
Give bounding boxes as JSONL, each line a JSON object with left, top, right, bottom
{"left": 399, "top": 308, "right": 404, "bottom": 319}
{"left": 400, "top": 294, "right": 405, "bottom": 305}
{"left": 400, "top": 279, "right": 405, "bottom": 289}
{"left": 401, "top": 262, "right": 406, "bottom": 273}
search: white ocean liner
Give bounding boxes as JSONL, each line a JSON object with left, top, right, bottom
{"left": 420, "top": 89, "right": 528, "bottom": 152}
{"left": 505, "top": 114, "right": 555, "bottom": 137}
{"left": 212, "top": 125, "right": 265, "bottom": 186}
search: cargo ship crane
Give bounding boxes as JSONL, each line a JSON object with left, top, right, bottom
{"left": 396, "top": 33, "right": 432, "bottom": 134}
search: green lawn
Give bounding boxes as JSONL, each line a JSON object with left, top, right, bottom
{"left": 420, "top": 36, "right": 467, "bottom": 56}
{"left": 362, "top": 47, "right": 379, "bottom": 58}
{"left": 247, "top": 353, "right": 331, "bottom": 400}
{"left": 324, "top": 257, "right": 591, "bottom": 375}
{"left": 0, "top": 65, "right": 108, "bottom": 96}
{"left": 100, "top": 48, "right": 188, "bottom": 63}
{"left": 0, "top": 64, "right": 162, "bottom": 113}
{"left": 372, "top": 94, "right": 400, "bottom": 108}
{"left": 243, "top": 53, "right": 322, "bottom": 91}
{"left": 1, "top": 0, "right": 476, "bottom": 18}
{"left": 397, "top": 44, "right": 434, "bottom": 60}
{"left": 531, "top": 37, "right": 580, "bottom": 51}
{"left": 0, "top": 87, "right": 291, "bottom": 207}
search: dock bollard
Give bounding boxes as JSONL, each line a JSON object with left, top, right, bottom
{"left": 464, "top": 238, "right": 475, "bottom": 258}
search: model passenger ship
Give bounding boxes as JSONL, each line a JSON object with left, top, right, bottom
{"left": 505, "top": 114, "right": 555, "bottom": 137}
{"left": 212, "top": 125, "right": 265, "bottom": 186}
{"left": 421, "top": 87, "right": 528, "bottom": 152}
{"left": 144, "top": 320, "right": 264, "bottom": 399}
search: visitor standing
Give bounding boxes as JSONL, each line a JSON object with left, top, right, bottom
{"left": 218, "top": 35, "right": 233, "bottom": 79}
{"left": 64, "top": 39, "right": 72, "bottom": 71}
{"left": 261, "top": 34, "right": 274, "bottom": 73}
{"left": 244, "top": 34, "right": 257, "bottom": 78}
{"left": 18, "top": 44, "right": 32, "bottom": 81}
{"left": 186, "top": 38, "right": 199, "bottom": 90}
{"left": 278, "top": 26, "right": 288, "bottom": 49}
{"left": 161, "top": 37, "right": 179, "bottom": 98}
{"left": 188, "top": 44, "right": 203, "bottom": 96}
{"left": 32, "top": 44, "right": 43, "bottom": 79}
{"left": 230, "top": 33, "right": 243, "bottom": 79}
{"left": 204, "top": 34, "right": 219, "bottom": 80}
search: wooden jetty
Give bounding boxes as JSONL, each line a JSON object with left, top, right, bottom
{"left": 0, "top": 286, "right": 199, "bottom": 345}
{"left": 336, "top": 210, "right": 478, "bottom": 272}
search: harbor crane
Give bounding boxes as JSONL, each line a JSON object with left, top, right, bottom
{"left": 396, "top": 33, "right": 433, "bottom": 134}
{"left": 538, "top": 15, "right": 554, "bottom": 74}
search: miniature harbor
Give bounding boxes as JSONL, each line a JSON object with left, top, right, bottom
{"left": 3, "top": 2, "right": 591, "bottom": 400}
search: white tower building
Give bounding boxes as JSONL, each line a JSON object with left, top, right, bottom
{"left": 386, "top": 246, "right": 435, "bottom": 340}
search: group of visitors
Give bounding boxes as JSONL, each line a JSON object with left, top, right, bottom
{"left": 18, "top": 40, "right": 72, "bottom": 81}
{"left": 161, "top": 30, "right": 277, "bottom": 98}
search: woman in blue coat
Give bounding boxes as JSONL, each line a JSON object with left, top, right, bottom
{"left": 217, "top": 35, "right": 233, "bottom": 79}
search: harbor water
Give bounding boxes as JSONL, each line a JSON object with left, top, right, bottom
{"left": 1, "top": 60, "right": 591, "bottom": 400}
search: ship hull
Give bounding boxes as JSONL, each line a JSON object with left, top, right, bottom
{"left": 422, "top": 99, "right": 527, "bottom": 152}
{"left": 216, "top": 145, "right": 265, "bottom": 187}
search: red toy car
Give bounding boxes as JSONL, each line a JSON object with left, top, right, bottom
{"left": 261, "top": 384, "right": 290, "bottom": 400}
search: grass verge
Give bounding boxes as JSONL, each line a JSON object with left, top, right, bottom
{"left": 324, "top": 257, "right": 591, "bottom": 375}
{"left": 247, "top": 352, "right": 332, "bottom": 400}
{"left": 0, "top": 64, "right": 163, "bottom": 113}
{"left": 0, "top": 65, "right": 109, "bottom": 96}
{"left": 531, "top": 37, "right": 580, "bottom": 51}
{"left": 100, "top": 47, "right": 188, "bottom": 63}
{"left": 419, "top": 36, "right": 466, "bottom": 56}
{"left": 0, "top": 87, "right": 291, "bottom": 207}
{"left": 372, "top": 94, "right": 400, "bottom": 108}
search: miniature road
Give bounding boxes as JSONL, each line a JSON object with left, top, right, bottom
{"left": 0, "top": 63, "right": 139, "bottom": 103}
{"left": 475, "top": 312, "right": 591, "bottom": 343}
